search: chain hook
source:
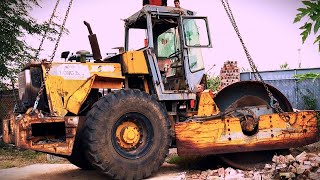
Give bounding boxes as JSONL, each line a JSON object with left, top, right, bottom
{"left": 32, "top": 0, "right": 74, "bottom": 113}
{"left": 220, "top": 0, "right": 285, "bottom": 115}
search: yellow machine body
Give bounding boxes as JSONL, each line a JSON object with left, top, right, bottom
{"left": 43, "top": 62, "right": 124, "bottom": 116}
{"left": 175, "top": 92, "right": 319, "bottom": 156}
{"left": 122, "top": 51, "right": 149, "bottom": 74}
{"left": 2, "top": 4, "right": 319, "bottom": 179}
{"left": 3, "top": 61, "right": 125, "bottom": 155}
{"left": 197, "top": 90, "right": 220, "bottom": 116}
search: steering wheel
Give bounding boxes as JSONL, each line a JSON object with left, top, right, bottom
{"left": 169, "top": 50, "right": 182, "bottom": 68}
{"left": 168, "top": 50, "right": 181, "bottom": 59}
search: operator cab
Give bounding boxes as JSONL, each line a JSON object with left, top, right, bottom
{"left": 124, "top": 5, "right": 211, "bottom": 100}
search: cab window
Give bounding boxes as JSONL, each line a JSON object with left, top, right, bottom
{"left": 157, "top": 28, "right": 180, "bottom": 58}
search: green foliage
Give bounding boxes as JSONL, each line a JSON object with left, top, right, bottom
{"left": 280, "top": 62, "right": 289, "bottom": 69}
{"left": 206, "top": 74, "right": 220, "bottom": 91}
{"left": 302, "top": 94, "right": 317, "bottom": 110}
{"left": 294, "top": 1, "right": 320, "bottom": 51}
{"left": 300, "top": 89, "right": 317, "bottom": 110}
{"left": 0, "top": 0, "right": 61, "bottom": 85}
{"left": 294, "top": 72, "right": 320, "bottom": 82}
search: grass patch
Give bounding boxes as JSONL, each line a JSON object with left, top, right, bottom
{"left": 166, "top": 154, "right": 200, "bottom": 169}
{"left": 0, "top": 141, "right": 68, "bottom": 169}
{"left": 166, "top": 154, "right": 223, "bottom": 170}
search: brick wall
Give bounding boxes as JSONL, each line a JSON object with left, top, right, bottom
{"left": 218, "top": 61, "right": 240, "bottom": 91}
{"left": 0, "top": 90, "right": 18, "bottom": 135}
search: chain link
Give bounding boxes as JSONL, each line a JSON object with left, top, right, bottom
{"left": 220, "top": 0, "right": 284, "bottom": 114}
{"left": 35, "top": 0, "right": 61, "bottom": 60}
{"left": 32, "top": 0, "right": 74, "bottom": 113}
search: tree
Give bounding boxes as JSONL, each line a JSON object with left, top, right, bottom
{"left": 0, "top": 0, "right": 60, "bottom": 86}
{"left": 206, "top": 74, "right": 220, "bottom": 92}
{"left": 294, "top": 72, "right": 320, "bottom": 82}
{"left": 280, "top": 62, "right": 289, "bottom": 70}
{"left": 294, "top": 1, "right": 320, "bottom": 52}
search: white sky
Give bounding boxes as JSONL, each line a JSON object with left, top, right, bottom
{"left": 28, "top": 0, "right": 320, "bottom": 74}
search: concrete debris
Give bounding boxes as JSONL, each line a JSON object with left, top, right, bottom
{"left": 278, "top": 155, "right": 287, "bottom": 164}
{"left": 279, "top": 172, "right": 295, "bottom": 178}
{"left": 193, "top": 151, "right": 320, "bottom": 180}
{"left": 253, "top": 172, "right": 262, "bottom": 180}
{"left": 276, "top": 163, "right": 287, "bottom": 172}
{"left": 288, "top": 165, "right": 297, "bottom": 174}
{"left": 224, "top": 167, "right": 237, "bottom": 177}
{"left": 296, "top": 151, "right": 308, "bottom": 163}
{"left": 303, "top": 161, "right": 311, "bottom": 165}
{"left": 217, "top": 168, "right": 225, "bottom": 178}
{"left": 310, "top": 172, "right": 319, "bottom": 180}
{"left": 171, "top": 172, "right": 186, "bottom": 180}
{"left": 285, "top": 154, "right": 296, "bottom": 163}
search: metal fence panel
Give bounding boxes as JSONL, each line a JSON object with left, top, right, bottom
{"left": 240, "top": 68, "right": 320, "bottom": 110}
{"left": 296, "top": 79, "right": 320, "bottom": 110}
{"left": 265, "top": 79, "right": 298, "bottom": 108}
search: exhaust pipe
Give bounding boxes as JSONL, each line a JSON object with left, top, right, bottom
{"left": 83, "top": 21, "right": 102, "bottom": 61}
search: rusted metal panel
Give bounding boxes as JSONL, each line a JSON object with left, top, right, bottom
{"left": 2, "top": 118, "right": 16, "bottom": 144}
{"left": 175, "top": 111, "right": 319, "bottom": 156}
{"left": 11, "top": 113, "right": 79, "bottom": 156}
{"left": 92, "top": 77, "right": 124, "bottom": 89}
{"left": 2, "top": 119, "right": 10, "bottom": 143}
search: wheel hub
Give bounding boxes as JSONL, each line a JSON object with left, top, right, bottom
{"left": 121, "top": 126, "right": 140, "bottom": 144}
{"left": 115, "top": 121, "right": 141, "bottom": 150}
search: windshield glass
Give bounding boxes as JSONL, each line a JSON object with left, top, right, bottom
{"left": 157, "top": 28, "right": 180, "bottom": 58}
{"left": 188, "top": 48, "right": 204, "bottom": 72}
{"left": 183, "top": 19, "right": 208, "bottom": 72}
{"left": 183, "top": 18, "right": 210, "bottom": 47}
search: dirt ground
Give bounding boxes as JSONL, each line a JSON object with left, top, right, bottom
{"left": 1, "top": 143, "right": 320, "bottom": 180}
{"left": 0, "top": 162, "right": 186, "bottom": 180}
{"left": 0, "top": 147, "right": 187, "bottom": 180}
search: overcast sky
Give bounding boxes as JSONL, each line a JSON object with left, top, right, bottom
{"left": 28, "top": 0, "right": 320, "bottom": 74}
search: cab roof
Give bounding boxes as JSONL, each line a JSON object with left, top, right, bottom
{"left": 124, "top": 5, "right": 196, "bottom": 29}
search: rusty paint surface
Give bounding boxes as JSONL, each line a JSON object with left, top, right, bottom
{"left": 92, "top": 77, "right": 123, "bottom": 89}
{"left": 175, "top": 111, "right": 319, "bottom": 156}
{"left": 2, "top": 119, "right": 10, "bottom": 143}
{"left": 143, "top": 78, "right": 150, "bottom": 94}
{"left": 2, "top": 118, "right": 16, "bottom": 144}
{"left": 8, "top": 112, "right": 79, "bottom": 156}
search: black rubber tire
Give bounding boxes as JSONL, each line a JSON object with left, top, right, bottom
{"left": 83, "top": 89, "right": 171, "bottom": 180}
{"left": 67, "top": 131, "right": 94, "bottom": 170}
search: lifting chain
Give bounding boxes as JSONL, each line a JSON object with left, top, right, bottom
{"left": 220, "top": 0, "right": 284, "bottom": 114}
{"left": 34, "top": 0, "right": 61, "bottom": 60}
{"left": 32, "top": 0, "right": 74, "bottom": 113}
